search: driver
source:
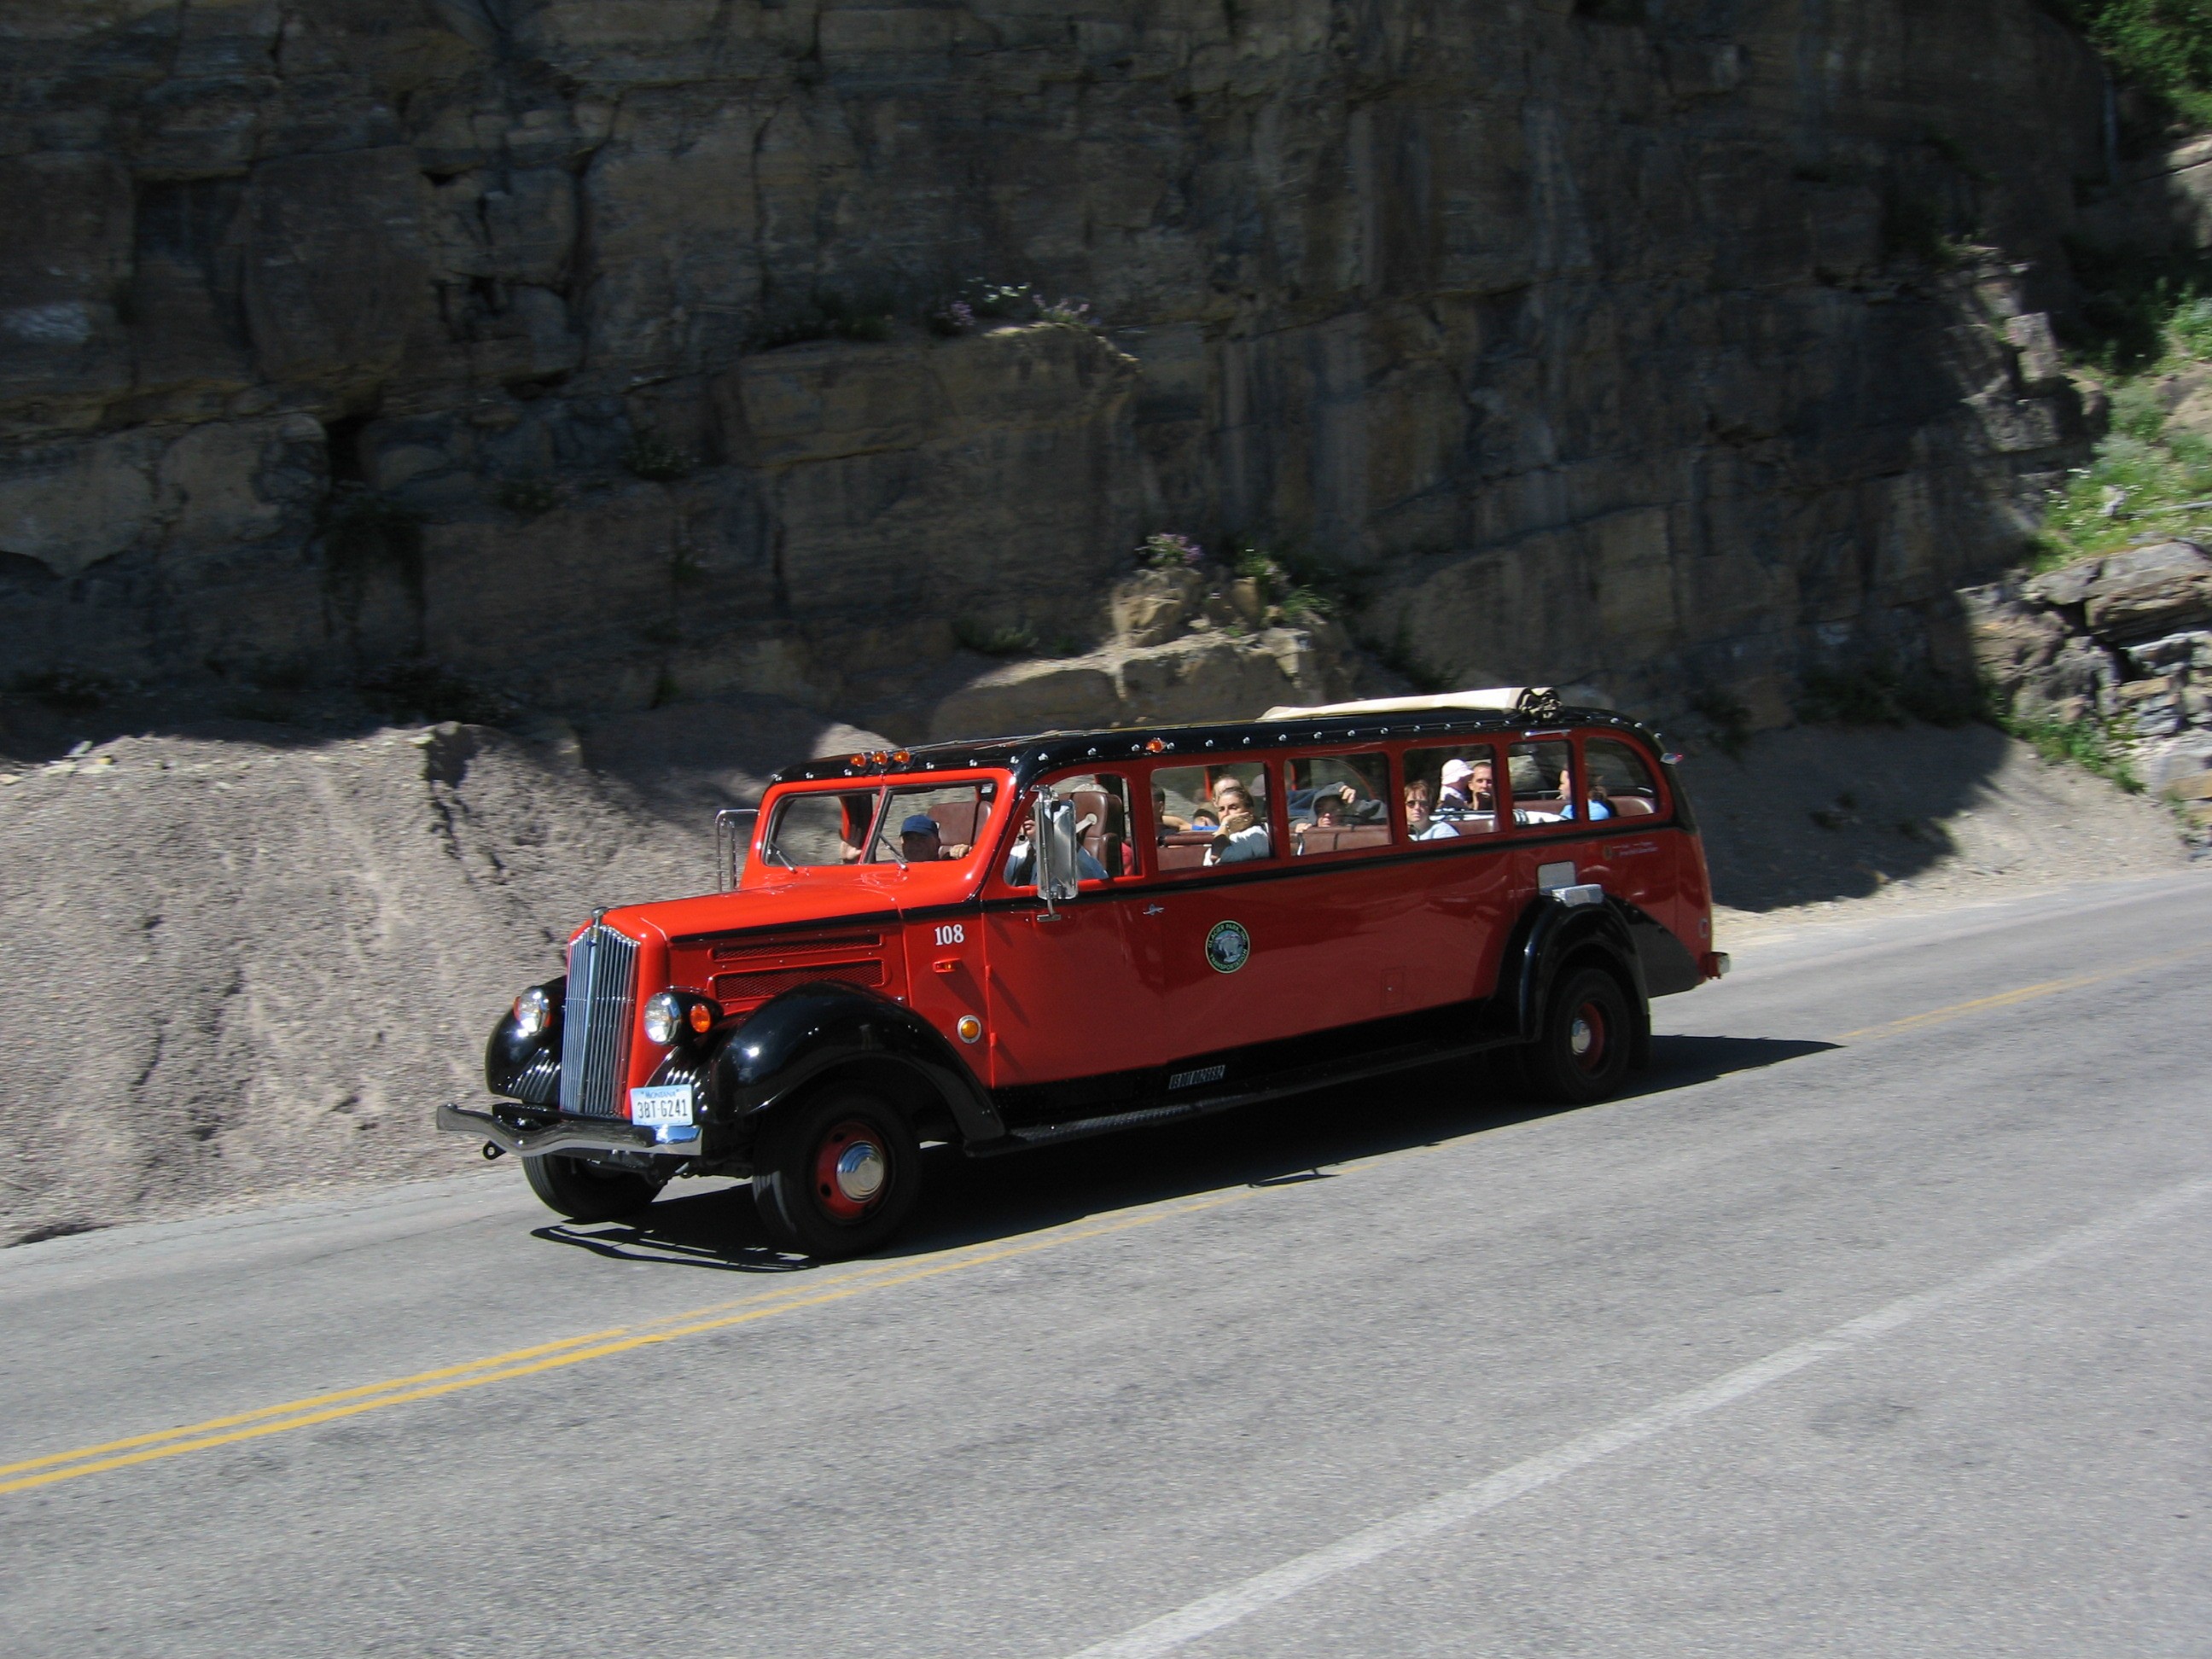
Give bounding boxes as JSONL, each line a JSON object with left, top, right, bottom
{"left": 899, "top": 812, "right": 972, "bottom": 862}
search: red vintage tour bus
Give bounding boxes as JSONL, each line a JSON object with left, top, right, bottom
{"left": 439, "top": 689, "right": 1727, "bottom": 1256}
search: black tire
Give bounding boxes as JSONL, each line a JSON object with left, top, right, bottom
{"left": 521, "top": 1153, "right": 666, "bottom": 1222}
{"left": 751, "top": 1089, "right": 921, "bottom": 1259}
{"left": 1514, "top": 964, "right": 1635, "bottom": 1105}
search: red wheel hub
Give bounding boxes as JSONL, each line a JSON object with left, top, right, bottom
{"left": 812, "top": 1120, "right": 889, "bottom": 1221}
{"left": 1569, "top": 1000, "right": 1609, "bottom": 1074}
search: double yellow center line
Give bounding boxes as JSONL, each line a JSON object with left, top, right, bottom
{"left": 8, "top": 935, "right": 2203, "bottom": 1499}
{"left": 1830, "top": 941, "right": 2212, "bottom": 1042}
{"left": 0, "top": 1193, "right": 1250, "bottom": 1497}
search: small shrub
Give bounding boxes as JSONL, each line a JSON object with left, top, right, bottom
{"left": 973, "top": 282, "right": 1036, "bottom": 319}
{"left": 1231, "top": 544, "right": 1280, "bottom": 583}
{"left": 931, "top": 282, "right": 1103, "bottom": 335}
{"left": 1139, "top": 532, "right": 1205, "bottom": 571}
{"left": 497, "top": 477, "right": 560, "bottom": 516}
{"left": 2004, "top": 707, "right": 2145, "bottom": 792}
{"left": 930, "top": 300, "right": 977, "bottom": 336}
{"left": 953, "top": 618, "right": 1037, "bottom": 657}
{"left": 621, "top": 432, "right": 690, "bottom": 482}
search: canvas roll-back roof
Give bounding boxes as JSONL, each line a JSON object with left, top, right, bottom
{"left": 767, "top": 685, "right": 1656, "bottom": 788}
{"left": 1258, "top": 687, "right": 1562, "bottom": 721}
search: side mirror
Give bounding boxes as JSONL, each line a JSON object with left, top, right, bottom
{"left": 1033, "top": 796, "right": 1082, "bottom": 907}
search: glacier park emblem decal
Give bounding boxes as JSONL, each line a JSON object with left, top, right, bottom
{"left": 1204, "top": 919, "right": 1252, "bottom": 974}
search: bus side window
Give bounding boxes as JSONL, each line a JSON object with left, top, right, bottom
{"left": 1507, "top": 740, "right": 1575, "bottom": 825}
{"left": 1004, "top": 773, "right": 1132, "bottom": 885}
{"left": 1286, "top": 752, "right": 1391, "bottom": 855}
{"left": 1402, "top": 742, "right": 1499, "bottom": 840}
{"left": 1585, "top": 738, "right": 1662, "bottom": 818}
{"left": 1150, "top": 763, "right": 1273, "bottom": 870}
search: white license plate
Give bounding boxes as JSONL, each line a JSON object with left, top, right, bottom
{"left": 628, "top": 1085, "right": 695, "bottom": 1126}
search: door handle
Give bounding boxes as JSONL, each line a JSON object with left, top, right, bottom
{"left": 1143, "top": 904, "right": 1166, "bottom": 915}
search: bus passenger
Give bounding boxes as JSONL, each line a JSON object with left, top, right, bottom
{"left": 1002, "top": 826, "right": 1109, "bottom": 885}
{"left": 1437, "top": 758, "right": 1478, "bottom": 816}
{"left": 1206, "top": 777, "right": 1270, "bottom": 864}
{"left": 1405, "top": 782, "right": 1455, "bottom": 841}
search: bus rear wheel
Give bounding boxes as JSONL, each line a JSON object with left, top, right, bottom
{"left": 751, "top": 1090, "right": 921, "bottom": 1259}
{"left": 521, "top": 1153, "right": 666, "bottom": 1222}
{"left": 1516, "top": 965, "right": 1633, "bottom": 1105}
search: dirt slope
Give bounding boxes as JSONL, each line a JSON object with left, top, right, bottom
{"left": 1678, "top": 723, "right": 2191, "bottom": 942}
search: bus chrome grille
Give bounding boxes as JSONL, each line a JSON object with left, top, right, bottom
{"left": 559, "top": 923, "right": 637, "bottom": 1118}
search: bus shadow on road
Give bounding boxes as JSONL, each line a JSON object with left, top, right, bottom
{"left": 527, "top": 1030, "right": 1835, "bottom": 1273}
{"left": 1626, "top": 1033, "right": 1838, "bottom": 1097}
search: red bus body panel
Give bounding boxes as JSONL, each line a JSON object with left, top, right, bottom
{"left": 579, "top": 725, "right": 1712, "bottom": 1107}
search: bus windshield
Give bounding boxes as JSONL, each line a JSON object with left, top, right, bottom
{"left": 864, "top": 782, "right": 998, "bottom": 864}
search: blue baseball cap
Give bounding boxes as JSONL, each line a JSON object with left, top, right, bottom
{"left": 899, "top": 813, "right": 940, "bottom": 836}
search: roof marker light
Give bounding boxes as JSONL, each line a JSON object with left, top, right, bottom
{"left": 1146, "top": 737, "right": 1167, "bottom": 753}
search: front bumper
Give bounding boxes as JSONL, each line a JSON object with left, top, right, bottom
{"left": 437, "top": 1101, "right": 705, "bottom": 1161}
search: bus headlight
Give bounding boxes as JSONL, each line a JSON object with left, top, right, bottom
{"left": 643, "top": 992, "right": 683, "bottom": 1046}
{"left": 512, "top": 986, "right": 552, "bottom": 1040}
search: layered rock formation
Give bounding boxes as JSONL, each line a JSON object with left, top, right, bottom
{"left": 0, "top": 1, "right": 2116, "bottom": 736}
{"left": 1969, "top": 538, "right": 2212, "bottom": 824}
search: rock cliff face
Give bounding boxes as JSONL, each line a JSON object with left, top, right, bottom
{"left": 0, "top": 0, "right": 2112, "bottom": 734}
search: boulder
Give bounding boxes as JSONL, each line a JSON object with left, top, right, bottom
{"left": 2081, "top": 541, "right": 2212, "bottom": 641}
{"left": 928, "top": 659, "right": 1122, "bottom": 742}
{"left": 2011, "top": 634, "right": 2118, "bottom": 725}
{"left": 1965, "top": 586, "right": 2068, "bottom": 695}
{"left": 2023, "top": 556, "right": 2103, "bottom": 611}
{"left": 1109, "top": 568, "right": 1204, "bottom": 648}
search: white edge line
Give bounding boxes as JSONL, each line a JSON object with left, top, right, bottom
{"left": 1065, "top": 1173, "right": 2212, "bottom": 1659}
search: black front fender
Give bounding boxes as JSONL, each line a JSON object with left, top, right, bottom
{"left": 485, "top": 975, "right": 565, "bottom": 1104}
{"left": 700, "top": 983, "right": 1004, "bottom": 1146}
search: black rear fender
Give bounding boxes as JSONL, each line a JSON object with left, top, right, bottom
{"left": 701, "top": 984, "right": 1004, "bottom": 1150}
{"left": 1495, "top": 899, "right": 1653, "bottom": 1069}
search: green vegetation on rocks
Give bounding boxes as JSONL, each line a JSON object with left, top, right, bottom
{"left": 2048, "top": 0, "right": 2212, "bottom": 127}
{"left": 2039, "top": 249, "right": 2212, "bottom": 567}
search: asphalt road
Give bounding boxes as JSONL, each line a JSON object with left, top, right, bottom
{"left": 4, "top": 871, "right": 2210, "bottom": 1658}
